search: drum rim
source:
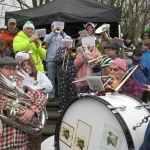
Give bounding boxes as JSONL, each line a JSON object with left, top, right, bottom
{"left": 54, "top": 94, "right": 142, "bottom": 149}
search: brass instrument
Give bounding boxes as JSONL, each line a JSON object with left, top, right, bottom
{"left": 62, "top": 39, "right": 78, "bottom": 72}
{"left": 95, "top": 24, "right": 111, "bottom": 43}
{"left": 87, "top": 54, "right": 107, "bottom": 66}
{"left": 0, "top": 72, "right": 46, "bottom": 135}
{"left": 106, "top": 65, "right": 138, "bottom": 92}
{"left": 30, "top": 32, "right": 47, "bottom": 48}
{"left": 55, "top": 27, "right": 61, "bottom": 34}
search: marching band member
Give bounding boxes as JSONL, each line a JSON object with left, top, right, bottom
{"left": 13, "top": 21, "right": 46, "bottom": 73}
{"left": 106, "top": 58, "right": 143, "bottom": 99}
{"left": 0, "top": 56, "right": 47, "bottom": 150}
{"left": 104, "top": 42, "right": 120, "bottom": 60}
{"left": 76, "top": 22, "right": 104, "bottom": 54}
{"left": 15, "top": 52, "right": 52, "bottom": 150}
{"left": 74, "top": 37, "right": 102, "bottom": 88}
{"left": 77, "top": 57, "right": 113, "bottom": 94}
{"left": 43, "top": 21, "right": 69, "bottom": 102}
{"left": 54, "top": 36, "right": 77, "bottom": 108}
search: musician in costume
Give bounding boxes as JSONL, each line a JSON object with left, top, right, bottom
{"left": 0, "top": 56, "right": 47, "bottom": 150}
{"left": 106, "top": 58, "right": 143, "bottom": 99}
{"left": 54, "top": 36, "right": 77, "bottom": 108}
{"left": 15, "top": 52, "right": 53, "bottom": 150}
{"left": 76, "top": 22, "right": 104, "bottom": 54}
{"left": 13, "top": 21, "right": 46, "bottom": 73}
{"left": 74, "top": 37, "right": 102, "bottom": 88}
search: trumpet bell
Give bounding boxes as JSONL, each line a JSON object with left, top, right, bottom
{"left": 95, "top": 24, "right": 110, "bottom": 34}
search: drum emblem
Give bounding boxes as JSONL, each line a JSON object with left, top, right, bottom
{"left": 62, "top": 127, "right": 70, "bottom": 140}
{"left": 76, "top": 137, "right": 85, "bottom": 150}
{"left": 107, "top": 131, "right": 118, "bottom": 147}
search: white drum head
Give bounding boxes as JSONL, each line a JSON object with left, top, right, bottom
{"left": 55, "top": 94, "right": 149, "bottom": 150}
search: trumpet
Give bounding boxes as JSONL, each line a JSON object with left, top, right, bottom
{"left": 54, "top": 27, "right": 61, "bottom": 34}
{"left": 87, "top": 55, "right": 107, "bottom": 65}
{"left": 29, "top": 32, "right": 47, "bottom": 48}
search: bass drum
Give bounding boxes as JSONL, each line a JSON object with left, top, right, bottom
{"left": 55, "top": 93, "right": 150, "bottom": 150}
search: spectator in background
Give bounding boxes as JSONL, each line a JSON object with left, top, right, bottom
{"left": 128, "top": 48, "right": 150, "bottom": 103}
{"left": 141, "top": 39, "right": 150, "bottom": 70}
{"left": 136, "top": 31, "right": 150, "bottom": 49}
{"left": 122, "top": 34, "right": 135, "bottom": 64}
{"left": 0, "top": 18, "right": 19, "bottom": 50}
{"left": 13, "top": 20, "right": 46, "bottom": 74}
{"left": 43, "top": 21, "right": 68, "bottom": 102}
{"left": 0, "top": 38, "right": 15, "bottom": 58}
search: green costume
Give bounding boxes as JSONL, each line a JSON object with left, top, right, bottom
{"left": 13, "top": 31, "right": 46, "bottom": 73}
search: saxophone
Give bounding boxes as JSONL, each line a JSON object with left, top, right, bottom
{"left": 0, "top": 72, "right": 46, "bottom": 135}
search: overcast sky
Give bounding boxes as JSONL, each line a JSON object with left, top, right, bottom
{"left": 0, "top": 0, "right": 32, "bottom": 28}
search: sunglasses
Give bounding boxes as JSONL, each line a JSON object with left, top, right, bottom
{"left": 135, "top": 54, "right": 142, "bottom": 56}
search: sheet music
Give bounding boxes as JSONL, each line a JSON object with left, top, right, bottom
{"left": 82, "top": 36, "right": 96, "bottom": 47}
{"left": 86, "top": 76, "right": 105, "bottom": 91}
{"left": 54, "top": 21, "right": 64, "bottom": 29}
{"left": 61, "top": 39, "right": 73, "bottom": 47}
{"left": 79, "top": 30, "right": 88, "bottom": 37}
{"left": 35, "top": 29, "right": 46, "bottom": 37}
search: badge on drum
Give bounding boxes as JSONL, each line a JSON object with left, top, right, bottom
{"left": 100, "top": 123, "right": 124, "bottom": 150}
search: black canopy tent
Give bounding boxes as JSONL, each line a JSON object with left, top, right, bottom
{"left": 5, "top": 0, "right": 121, "bottom": 38}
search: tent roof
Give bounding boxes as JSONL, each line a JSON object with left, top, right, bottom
{"left": 5, "top": 0, "right": 121, "bottom": 26}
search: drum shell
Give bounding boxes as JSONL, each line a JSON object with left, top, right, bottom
{"left": 55, "top": 94, "right": 150, "bottom": 150}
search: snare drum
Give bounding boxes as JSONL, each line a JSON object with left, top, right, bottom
{"left": 55, "top": 94, "right": 150, "bottom": 150}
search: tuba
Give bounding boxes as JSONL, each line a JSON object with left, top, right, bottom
{"left": 0, "top": 72, "right": 46, "bottom": 135}
{"left": 95, "top": 24, "right": 111, "bottom": 43}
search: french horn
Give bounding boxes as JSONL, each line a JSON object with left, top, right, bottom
{"left": 0, "top": 72, "right": 46, "bottom": 135}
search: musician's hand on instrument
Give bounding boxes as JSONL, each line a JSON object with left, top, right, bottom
{"left": 142, "top": 84, "right": 150, "bottom": 92}
{"left": 0, "top": 96, "right": 6, "bottom": 109}
{"left": 109, "top": 76, "right": 119, "bottom": 89}
{"left": 101, "top": 42, "right": 108, "bottom": 47}
{"left": 80, "top": 77, "right": 87, "bottom": 89}
{"left": 84, "top": 54, "right": 93, "bottom": 60}
{"left": 29, "top": 35, "right": 38, "bottom": 42}
{"left": 19, "top": 110, "right": 35, "bottom": 124}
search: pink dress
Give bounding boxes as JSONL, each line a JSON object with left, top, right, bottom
{"left": 74, "top": 47, "right": 101, "bottom": 87}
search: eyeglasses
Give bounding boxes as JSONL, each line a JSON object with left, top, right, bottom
{"left": 144, "top": 34, "right": 149, "bottom": 36}
{"left": 2, "top": 66, "right": 16, "bottom": 72}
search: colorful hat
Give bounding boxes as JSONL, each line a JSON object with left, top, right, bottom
{"left": 15, "top": 52, "right": 30, "bottom": 64}
{"left": 100, "top": 57, "right": 113, "bottom": 68}
{"left": 8, "top": 18, "right": 16, "bottom": 24}
{"left": 146, "top": 27, "right": 150, "bottom": 33}
{"left": 111, "top": 58, "right": 127, "bottom": 71}
{"left": 23, "top": 21, "right": 35, "bottom": 30}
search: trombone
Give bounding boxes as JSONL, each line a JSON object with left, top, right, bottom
{"left": 62, "top": 39, "right": 78, "bottom": 72}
